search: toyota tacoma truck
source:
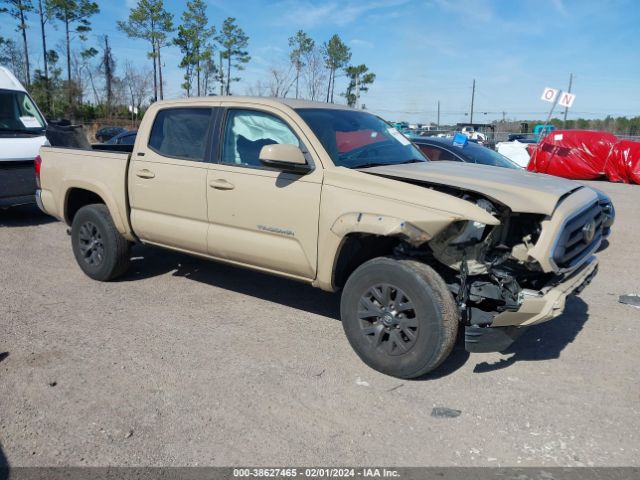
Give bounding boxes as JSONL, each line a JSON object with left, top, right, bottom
{"left": 35, "top": 97, "right": 613, "bottom": 378}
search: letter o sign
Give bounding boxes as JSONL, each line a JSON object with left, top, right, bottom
{"left": 541, "top": 87, "right": 559, "bottom": 103}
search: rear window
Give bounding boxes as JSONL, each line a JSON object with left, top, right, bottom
{"left": 148, "top": 108, "right": 212, "bottom": 161}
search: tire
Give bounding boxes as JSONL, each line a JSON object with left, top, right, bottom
{"left": 71, "top": 204, "right": 131, "bottom": 281}
{"left": 341, "top": 257, "right": 459, "bottom": 379}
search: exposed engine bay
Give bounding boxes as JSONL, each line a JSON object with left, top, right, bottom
{"left": 395, "top": 188, "right": 556, "bottom": 327}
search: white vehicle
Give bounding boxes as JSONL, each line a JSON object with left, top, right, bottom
{"left": 0, "top": 66, "right": 48, "bottom": 208}
{"left": 461, "top": 126, "right": 486, "bottom": 143}
{"left": 496, "top": 140, "right": 531, "bottom": 169}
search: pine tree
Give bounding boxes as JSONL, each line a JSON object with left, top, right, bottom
{"left": 175, "top": 0, "right": 215, "bottom": 97}
{"left": 1, "top": 0, "right": 34, "bottom": 86}
{"left": 47, "top": 0, "right": 99, "bottom": 107}
{"left": 288, "top": 30, "right": 314, "bottom": 100}
{"left": 322, "top": 34, "right": 350, "bottom": 103}
{"left": 215, "top": 17, "right": 250, "bottom": 95}
{"left": 118, "top": 0, "right": 173, "bottom": 102}
{"left": 344, "top": 64, "right": 375, "bottom": 108}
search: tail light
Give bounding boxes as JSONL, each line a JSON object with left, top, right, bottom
{"left": 34, "top": 154, "right": 42, "bottom": 188}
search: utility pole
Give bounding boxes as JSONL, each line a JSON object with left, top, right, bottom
{"left": 502, "top": 111, "right": 506, "bottom": 122}
{"left": 355, "top": 72, "right": 360, "bottom": 109}
{"left": 563, "top": 73, "right": 573, "bottom": 127}
{"left": 437, "top": 100, "right": 440, "bottom": 130}
{"left": 470, "top": 79, "right": 475, "bottom": 124}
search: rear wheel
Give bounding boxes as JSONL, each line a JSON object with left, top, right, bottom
{"left": 71, "top": 204, "right": 130, "bottom": 281}
{"left": 341, "top": 257, "right": 458, "bottom": 378}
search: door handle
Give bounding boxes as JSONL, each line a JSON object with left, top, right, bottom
{"left": 135, "top": 169, "right": 155, "bottom": 179}
{"left": 208, "top": 178, "right": 235, "bottom": 190}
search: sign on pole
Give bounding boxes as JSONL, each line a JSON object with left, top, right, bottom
{"left": 558, "top": 92, "right": 576, "bottom": 108}
{"left": 541, "top": 87, "right": 559, "bottom": 103}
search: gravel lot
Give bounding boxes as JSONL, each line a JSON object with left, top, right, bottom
{"left": 1, "top": 180, "right": 639, "bottom": 467}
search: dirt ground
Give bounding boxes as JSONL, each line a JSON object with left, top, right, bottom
{"left": 1, "top": 180, "right": 638, "bottom": 467}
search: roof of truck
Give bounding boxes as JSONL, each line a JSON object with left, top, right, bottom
{"left": 153, "top": 95, "right": 354, "bottom": 111}
{"left": 0, "top": 66, "right": 27, "bottom": 92}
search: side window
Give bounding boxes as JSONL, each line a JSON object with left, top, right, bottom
{"left": 148, "top": 108, "right": 212, "bottom": 161}
{"left": 221, "top": 109, "right": 300, "bottom": 167}
{"left": 433, "top": 146, "right": 461, "bottom": 162}
{"left": 418, "top": 145, "right": 440, "bottom": 160}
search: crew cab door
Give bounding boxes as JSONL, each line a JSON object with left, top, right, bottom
{"left": 129, "top": 107, "right": 215, "bottom": 254}
{"left": 206, "top": 107, "right": 322, "bottom": 279}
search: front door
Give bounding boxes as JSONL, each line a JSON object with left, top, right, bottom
{"left": 206, "top": 108, "right": 322, "bottom": 279}
{"left": 129, "top": 107, "right": 213, "bottom": 254}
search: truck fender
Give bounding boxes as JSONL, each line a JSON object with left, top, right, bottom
{"left": 61, "top": 180, "right": 132, "bottom": 239}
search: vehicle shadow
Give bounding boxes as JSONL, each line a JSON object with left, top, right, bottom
{"left": 0, "top": 353, "right": 8, "bottom": 477}
{"left": 0, "top": 204, "right": 55, "bottom": 227}
{"left": 123, "top": 245, "right": 589, "bottom": 378}
{"left": 0, "top": 444, "right": 8, "bottom": 480}
{"left": 472, "top": 296, "right": 589, "bottom": 373}
{"left": 125, "top": 244, "right": 342, "bottom": 320}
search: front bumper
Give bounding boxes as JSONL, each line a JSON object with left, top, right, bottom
{"left": 465, "top": 255, "right": 598, "bottom": 353}
{"left": 492, "top": 255, "right": 598, "bottom": 328}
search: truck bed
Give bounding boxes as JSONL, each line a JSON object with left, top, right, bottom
{"left": 38, "top": 146, "right": 134, "bottom": 238}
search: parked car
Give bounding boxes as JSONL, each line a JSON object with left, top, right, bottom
{"left": 0, "top": 66, "right": 48, "bottom": 208}
{"left": 105, "top": 130, "right": 137, "bottom": 145}
{"left": 95, "top": 126, "right": 126, "bottom": 143}
{"left": 37, "top": 97, "right": 603, "bottom": 379}
{"left": 412, "top": 136, "right": 521, "bottom": 169}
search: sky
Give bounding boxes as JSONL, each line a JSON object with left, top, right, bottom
{"left": 3, "top": 0, "right": 640, "bottom": 123}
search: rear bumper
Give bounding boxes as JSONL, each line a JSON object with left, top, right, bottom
{"left": 35, "top": 189, "right": 45, "bottom": 213}
{"left": 0, "top": 194, "right": 35, "bottom": 208}
{"left": 465, "top": 256, "right": 598, "bottom": 353}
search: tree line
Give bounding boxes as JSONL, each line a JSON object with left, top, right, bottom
{"left": 495, "top": 116, "right": 640, "bottom": 137}
{"left": 1, "top": 0, "right": 376, "bottom": 122}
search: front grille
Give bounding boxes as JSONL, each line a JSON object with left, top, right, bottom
{"left": 553, "top": 201, "right": 603, "bottom": 270}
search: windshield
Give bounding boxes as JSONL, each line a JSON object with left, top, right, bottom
{"left": 0, "top": 89, "right": 46, "bottom": 135}
{"left": 296, "top": 108, "right": 427, "bottom": 168}
{"left": 462, "top": 143, "right": 521, "bottom": 169}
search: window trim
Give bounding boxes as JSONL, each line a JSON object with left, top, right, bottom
{"left": 215, "top": 107, "right": 315, "bottom": 174}
{"left": 147, "top": 106, "right": 216, "bottom": 163}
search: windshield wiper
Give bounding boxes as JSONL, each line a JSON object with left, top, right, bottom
{"left": 0, "top": 128, "right": 44, "bottom": 136}
{"left": 353, "top": 159, "right": 425, "bottom": 169}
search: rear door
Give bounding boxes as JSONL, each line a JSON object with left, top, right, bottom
{"left": 129, "top": 107, "right": 217, "bottom": 254}
{"left": 205, "top": 106, "right": 322, "bottom": 279}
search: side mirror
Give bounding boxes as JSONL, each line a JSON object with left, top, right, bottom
{"left": 259, "top": 144, "right": 311, "bottom": 173}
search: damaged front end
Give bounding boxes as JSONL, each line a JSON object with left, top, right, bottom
{"left": 395, "top": 193, "right": 597, "bottom": 353}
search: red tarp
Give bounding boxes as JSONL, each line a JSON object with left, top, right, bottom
{"left": 527, "top": 130, "right": 618, "bottom": 180}
{"left": 604, "top": 140, "right": 640, "bottom": 184}
{"left": 527, "top": 130, "right": 640, "bottom": 184}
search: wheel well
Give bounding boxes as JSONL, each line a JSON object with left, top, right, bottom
{"left": 65, "top": 188, "right": 105, "bottom": 224}
{"left": 332, "top": 233, "right": 399, "bottom": 289}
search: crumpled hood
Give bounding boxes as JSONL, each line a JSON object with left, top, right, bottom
{"left": 361, "top": 161, "right": 585, "bottom": 215}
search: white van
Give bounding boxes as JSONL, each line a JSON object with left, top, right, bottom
{"left": 0, "top": 66, "right": 48, "bottom": 208}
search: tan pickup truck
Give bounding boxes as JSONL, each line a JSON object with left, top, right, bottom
{"left": 36, "top": 97, "right": 614, "bottom": 378}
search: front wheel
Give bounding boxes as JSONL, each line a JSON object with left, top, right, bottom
{"left": 71, "top": 204, "right": 131, "bottom": 281}
{"left": 340, "top": 257, "right": 458, "bottom": 378}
